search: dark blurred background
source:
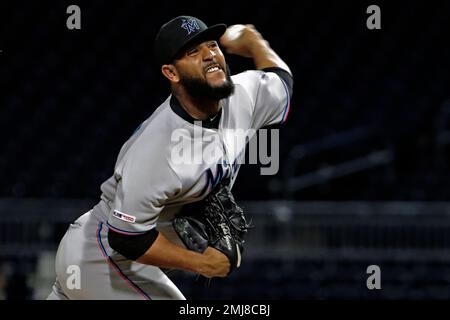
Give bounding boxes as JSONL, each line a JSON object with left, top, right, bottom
{"left": 1, "top": 0, "right": 450, "bottom": 299}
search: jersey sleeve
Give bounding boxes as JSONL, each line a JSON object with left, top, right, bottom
{"left": 233, "top": 68, "right": 292, "bottom": 129}
{"left": 106, "top": 145, "right": 182, "bottom": 235}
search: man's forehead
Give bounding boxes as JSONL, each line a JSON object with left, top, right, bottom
{"left": 173, "top": 39, "right": 222, "bottom": 63}
{"left": 175, "top": 40, "right": 219, "bottom": 61}
{"left": 185, "top": 39, "right": 218, "bottom": 50}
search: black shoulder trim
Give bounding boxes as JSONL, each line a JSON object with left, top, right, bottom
{"left": 261, "top": 67, "right": 293, "bottom": 98}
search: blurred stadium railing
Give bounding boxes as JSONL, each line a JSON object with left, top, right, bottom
{"left": 281, "top": 126, "right": 392, "bottom": 195}
{"left": 1, "top": 199, "right": 450, "bottom": 299}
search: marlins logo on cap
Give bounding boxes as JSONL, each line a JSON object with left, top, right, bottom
{"left": 181, "top": 18, "right": 200, "bottom": 35}
{"left": 153, "top": 16, "right": 227, "bottom": 66}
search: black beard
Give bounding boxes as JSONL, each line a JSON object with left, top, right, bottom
{"left": 179, "top": 65, "right": 235, "bottom": 101}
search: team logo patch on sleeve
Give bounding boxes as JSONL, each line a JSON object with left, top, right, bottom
{"left": 112, "top": 210, "right": 136, "bottom": 224}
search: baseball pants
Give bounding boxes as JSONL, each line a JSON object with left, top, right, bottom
{"left": 47, "top": 211, "right": 185, "bottom": 300}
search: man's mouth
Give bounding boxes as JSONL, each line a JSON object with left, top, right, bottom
{"left": 205, "top": 65, "right": 222, "bottom": 74}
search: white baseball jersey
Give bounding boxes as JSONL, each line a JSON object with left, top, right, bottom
{"left": 48, "top": 69, "right": 291, "bottom": 300}
{"left": 92, "top": 69, "right": 290, "bottom": 239}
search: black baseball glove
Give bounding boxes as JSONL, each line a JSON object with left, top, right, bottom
{"left": 172, "top": 180, "right": 251, "bottom": 275}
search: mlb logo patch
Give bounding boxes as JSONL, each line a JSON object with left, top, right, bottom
{"left": 112, "top": 210, "right": 136, "bottom": 224}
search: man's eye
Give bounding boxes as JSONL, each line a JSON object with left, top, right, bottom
{"left": 209, "top": 42, "right": 218, "bottom": 48}
{"left": 187, "top": 48, "right": 198, "bottom": 55}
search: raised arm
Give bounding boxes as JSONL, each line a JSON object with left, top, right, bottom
{"left": 220, "top": 24, "right": 292, "bottom": 75}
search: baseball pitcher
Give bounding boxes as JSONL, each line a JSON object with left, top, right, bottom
{"left": 47, "top": 16, "right": 293, "bottom": 300}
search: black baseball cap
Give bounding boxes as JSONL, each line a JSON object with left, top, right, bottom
{"left": 154, "top": 16, "right": 227, "bottom": 66}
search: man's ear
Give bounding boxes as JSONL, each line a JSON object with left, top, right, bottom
{"left": 161, "top": 64, "right": 180, "bottom": 83}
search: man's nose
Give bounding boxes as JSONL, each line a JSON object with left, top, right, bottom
{"left": 202, "top": 47, "right": 216, "bottom": 60}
